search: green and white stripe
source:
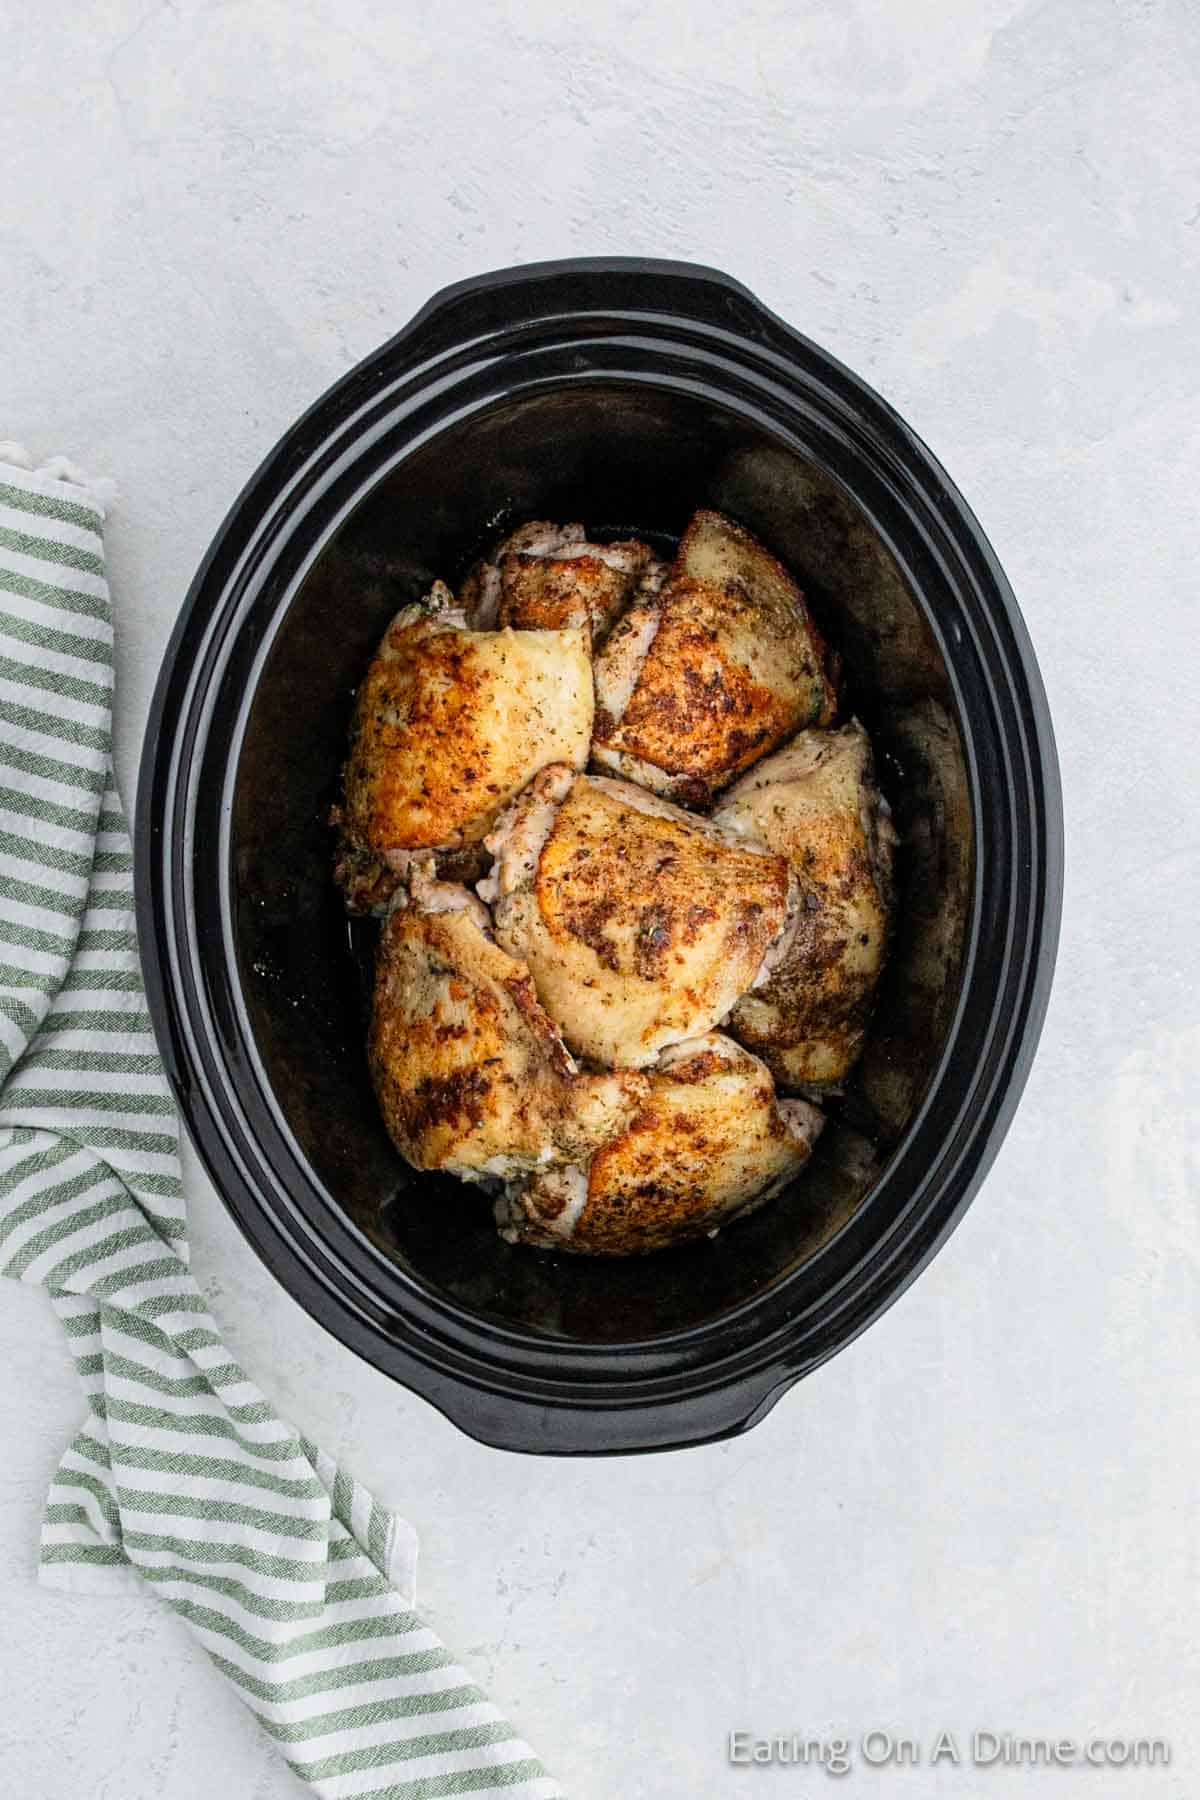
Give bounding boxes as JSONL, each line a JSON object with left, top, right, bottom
{"left": 0, "top": 451, "right": 562, "bottom": 1800}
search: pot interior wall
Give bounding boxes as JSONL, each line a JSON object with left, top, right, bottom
{"left": 231, "top": 384, "right": 972, "bottom": 1343}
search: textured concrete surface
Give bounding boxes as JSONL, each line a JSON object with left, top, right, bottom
{"left": 2, "top": 2, "right": 1199, "bottom": 1796}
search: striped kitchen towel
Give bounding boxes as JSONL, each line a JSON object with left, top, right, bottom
{"left": 0, "top": 445, "right": 562, "bottom": 1800}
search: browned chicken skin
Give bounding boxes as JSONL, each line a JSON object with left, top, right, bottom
{"left": 462, "top": 520, "right": 666, "bottom": 642}
{"left": 478, "top": 766, "right": 797, "bottom": 1069}
{"left": 340, "top": 509, "right": 895, "bottom": 1257}
{"left": 369, "top": 877, "right": 648, "bottom": 1180}
{"left": 714, "top": 721, "right": 896, "bottom": 1088}
{"left": 498, "top": 1033, "right": 824, "bottom": 1254}
{"left": 335, "top": 588, "right": 592, "bottom": 912}
{"left": 591, "top": 509, "right": 836, "bottom": 806}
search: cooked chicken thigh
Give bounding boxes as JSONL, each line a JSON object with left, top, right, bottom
{"left": 713, "top": 721, "right": 896, "bottom": 1088}
{"left": 478, "top": 766, "right": 797, "bottom": 1068}
{"left": 498, "top": 1033, "right": 824, "bottom": 1254}
{"left": 339, "top": 503, "right": 893, "bottom": 1256}
{"left": 369, "top": 876, "right": 648, "bottom": 1180}
{"left": 335, "top": 588, "right": 592, "bottom": 912}
{"left": 592, "top": 509, "right": 836, "bottom": 807}
{"left": 462, "top": 520, "right": 666, "bottom": 641}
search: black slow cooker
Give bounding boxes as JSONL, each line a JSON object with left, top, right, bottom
{"left": 136, "top": 259, "right": 1062, "bottom": 1454}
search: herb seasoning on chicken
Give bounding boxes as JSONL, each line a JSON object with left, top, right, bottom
{"left": 478, "top": 766, "right": 797, "bottom": 1069}
{"left": 591, "top": 509, "right": 836, "bottom": 806}
{"left": 369, "top": 870, "right": 647, "bottom": 1180}
{"left": 498, "top": 1034, "right": 824, "bottom": 1255}
{"left": 713, "top": 721, "right": 896, "bottom": 1087}
{"left": 334, "top": 585, "right": 593, "bottom": 913}
{"left": 336, "top": 507, "right": 897, "bottom": 1257}
{"left": 462, "top": 519, "right": 666, "bottom": 642}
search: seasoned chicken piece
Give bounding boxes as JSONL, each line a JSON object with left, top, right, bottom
{"left": 478, "top": 767, "right": 797, "bottom": 1069}
{"left": 462, "top": 518, "right": 665, "bottom": 641}
{"left": 592, "top": 509, "right": 836, "bottom": 807}
{"left": 713, "top": 721, "right": 896, "bottom": 1088}
{"left": 335, "top": 589, "right": 592, "bottom": 912}
{"left": 461, "top": 520, "right": 585, "bottom": 623}
{"left": 497, "top": 1034, "right": 824, "bottom": 1254}
{"left": 368, "top": 879, "right": 647, "bottom": 1181}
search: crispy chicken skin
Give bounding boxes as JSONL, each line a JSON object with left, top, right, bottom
{"left": 335, "top": 591, "right": 592, "bottom": 912}
{"left": 368, "top": 881, "right": 648, "bottom": 1181}
{"left": 478, "top": 767, "right": 796, "bottom": 1069}
{"left": 713, "top": 721, "right": 896, "bottom": 1088}
{"left": 462, "top": 520, "right": 666, "bottom": 641}
{"left": 497, "top": 1034, "right": 824, "bottom": 1254}
{"left": 339, "top": 510, "right": 894, "bottom": 1254}
{"left": 591, "top": 509, "right": 837, "bottom": 806}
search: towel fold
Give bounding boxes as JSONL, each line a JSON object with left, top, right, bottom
{"left": 0, "top": 448, "right": 562, "bottom": 1800}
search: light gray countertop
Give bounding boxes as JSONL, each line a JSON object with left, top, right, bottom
{"left": 2, "top": 3, "right": 1197, "bottom": 1795}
